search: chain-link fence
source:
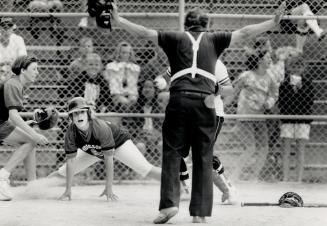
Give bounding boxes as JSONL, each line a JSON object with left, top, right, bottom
{"left": 0, "top": 0, "right": 327, "bottom": 184}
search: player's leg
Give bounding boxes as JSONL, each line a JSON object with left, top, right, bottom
{"left": 21, "top": 150, "right": 100, "bottom": 199}
{"left": 211, "top": 116, "right": 237, "bottom": 204}
{"left": 212, "top": 155, "right": 237, "bottom": 204}
{"left": 179, "top": 157, "right": 191, "bottom": 200}
{"left": 114, "top": 139, "right": 161, "bottom": 180}
{"left": 23, "top": 149, "right": 36, "bottom": 181}
{"left": 0, "top": 125, "right": 36, "bottom": 200}
{"left": 54, "top": 149, "right": 99, "bottom": 178}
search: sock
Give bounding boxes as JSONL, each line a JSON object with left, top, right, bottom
{"left": 213, "top": 170, "right": 232, "bottom": 194}
{"left": 181, "top": 178, "right": 191, "bottom": 194}
{"left": 0, "top": 168, "right": 10, "bottom": 179}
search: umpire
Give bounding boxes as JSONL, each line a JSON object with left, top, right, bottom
{"left": 111, "top": 1, "right": 285, "bottom": 224}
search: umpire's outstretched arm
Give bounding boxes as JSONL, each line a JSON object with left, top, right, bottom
{"left": 111, "top": 2, "right": 158, "bottom": 44}
{"left": 111, "top": 1, "right": 286, "bottom": 47}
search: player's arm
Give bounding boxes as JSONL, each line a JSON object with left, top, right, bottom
{"left": 59, "top": 157, "right": 75, "bottom": 201}
{"left": 111, "top": 2, "right": 158, "bottom": 45}
{"left": 9, "top": 109, "right": 48, "bottom": 145}
{"left": 100, "top": 149, "right": 118, "bottom": 201}
{"left": 229, "top": 2, "right": 286, "bottom": 46}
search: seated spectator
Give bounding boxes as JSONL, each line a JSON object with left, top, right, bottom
{"left": 67, "top": 53, "right": 111, "bottom": 113}
{"left": 103, "top": 41, "right": 140, "bottom": 112}
{"left": 122, "top": 80, "right": 161, "bottom": 157}
{"left": 138, "top": 49, "right": 168, "bottom": 92}
{"left": 68, "top": 37, "right": 94, "bottom": 78}
{"left": 0, "top": 17, "right": 27, "bottom": 83}
{"left": 278, "top": 0, "right": 326, "bottom": 53}
{"left": 227, "top": 50, "right": 279, "bottom": 181}
{"left": 28, "top": 0, "right": 64, "bottom": 42}
{"left": 278, "top": 55, "right": 314, "bottom": 182}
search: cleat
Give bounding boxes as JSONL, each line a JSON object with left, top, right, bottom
{"left": 153, "top": 207, "right": 178, "bottom": 224}
{"left": 0, "top": 178, "right": 13, "bottom": 201}
{"left": 221, "top": 187, "right": 238, "bottom": 205}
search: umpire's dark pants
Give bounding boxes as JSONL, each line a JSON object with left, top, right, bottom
{"left": 159, "top": 92, "right": 217, "bottom": 216}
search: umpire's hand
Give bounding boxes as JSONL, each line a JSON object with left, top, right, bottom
{"left": 111, "top": 1, "right": 119, "bottom": 21}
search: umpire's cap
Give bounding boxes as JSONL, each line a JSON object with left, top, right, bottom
{"left": 68, "top": 97, "right": 90, "bottom": 115}
{"left": 184, "top": 8, "right": 209, "bottom": 31}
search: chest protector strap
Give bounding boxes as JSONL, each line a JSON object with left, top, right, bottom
{"left": 170, "top": 32, "right": 217, "bottom": 84}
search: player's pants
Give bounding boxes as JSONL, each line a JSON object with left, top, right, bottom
{"left": 160, "top": 92, "right": 217, "bottom": 217}
{"left": 57, "top": 140, "right": 153, "bottom": 178}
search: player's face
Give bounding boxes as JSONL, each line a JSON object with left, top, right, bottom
{"left": 72, "top": 110, "right": 89, "bottom": 131}
{"left": 22, "top": 62, "right": 39, "bottom": 83}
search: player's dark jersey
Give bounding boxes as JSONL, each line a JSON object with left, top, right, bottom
{"left": 64, "top": 118, "right": 116, "bottom": 159}
{"left": 0, "top": 77, "right": 24, "bottom": 125}
{"left": 64, "top": 118, "right": 131, "bottom": 159}
{"left": 158, "top": 31, "right": 231, "bottom": 94}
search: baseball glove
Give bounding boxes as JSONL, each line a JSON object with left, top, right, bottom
{"left": 33, "top": 107, "right": 59, "bottom": 130}
{"left": 278, "top": 192, "right": 304, "bottom": 208}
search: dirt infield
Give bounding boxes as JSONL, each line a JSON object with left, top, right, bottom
{"left": 2, "top": 181, "right": 327, "bottom": 226}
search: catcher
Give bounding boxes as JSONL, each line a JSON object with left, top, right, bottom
{"left": 0, "top": 56, "right": 59, "bottom": 201}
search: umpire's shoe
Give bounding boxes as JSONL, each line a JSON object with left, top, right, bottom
{"left": 153, "top": 207, "right": 178, "bottom": 224}
{"left": 0, "top": 178, "right": 13, "bottom": 201}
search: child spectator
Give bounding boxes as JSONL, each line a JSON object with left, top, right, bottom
{"left": 278, "top": 55, "right": 314, "bottom": 182}
{"left": 103, "top": 41, "right": 140, "bottom": 112}
{"left": 69, "top": 37, "right": 94, "bottom": 78}
{"left": 67, "top": 53, "right": 111, "bottom": 113}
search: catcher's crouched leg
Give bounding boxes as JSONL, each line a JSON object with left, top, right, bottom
{"left": 212, "top": 155, "right": 238, "bottom": 205}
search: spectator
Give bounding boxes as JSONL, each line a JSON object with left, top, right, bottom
{"left": 68, "top": 37, "right": 94, "bottom": 78}
{"left": 278, "top": 0, "right": 326, "bottom": 53}
{"left": 67, "top": 53, "right": 111, "bottom": 113}
{"left": 278, "top": 55, "right": 314, "bottom": 182}
{"left": 138, "top": 50, "right": 168, "bottom": 92}
{"left": 0, "top": 17, "right": 27, "bottom": 83}
{"left": 245, "top": 37, "right": 302, "bottom": 181}
{"left": 122, "top": 79, "right": 161, "bottom": 157}
{"left": 28, "top": 0, "right": 64, "bottom": 43}
{"left": 228, "top": 50, "right": 279, "bottom": 181}
{"left": 103, "top": 41, "right": 140, "bottom": 112}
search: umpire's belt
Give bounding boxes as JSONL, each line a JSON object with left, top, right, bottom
{"left": 171, "top": 90, "right": 210, "bottom": 98}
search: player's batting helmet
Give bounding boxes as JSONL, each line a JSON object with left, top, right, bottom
{"left": 67, "top": 97, "right": 93, "bottom": 120}
{"left": 33, "top": 107, "right": 59, "bottom": 130}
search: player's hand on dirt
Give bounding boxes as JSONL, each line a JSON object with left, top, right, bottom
{"left": 59, "top": 190, "right": 72, "bottom": 201}
{"left": 33, "top": 133, "right": 49, "bottom": 145}
{"left": 274, "top": 1, "right": 286, "bottom": 24}
{"left": 100, "top": 187, "right": 119, "bottom": 201}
